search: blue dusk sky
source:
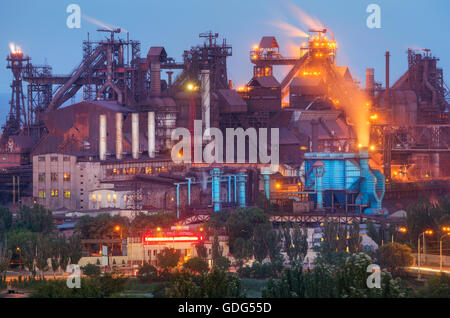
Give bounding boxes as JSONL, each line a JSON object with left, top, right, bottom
{"left": 0, "top": 0, "right": 449, "bottom": 123}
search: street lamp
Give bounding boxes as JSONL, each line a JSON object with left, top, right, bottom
{"left": 16, "top": 247, "right": 21, "bottom": 275}
{"left": 440, "top": 226, "right": 450, "bottom": 272}
{"left": 114, "top": 225, "right": 123, "bottom": 239}
{"left": 418, "top": 229, "right": 434, "bottom": 280}
{"left": 392, "top": 226, "right": 407, "bottom": 243}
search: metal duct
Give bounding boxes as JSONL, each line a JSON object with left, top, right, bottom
{"left": 99, "top": 114, "right": 107, "bottom": 161}
{"left": 385, "top": 51, "right": 390, "bottom": 110}
{"left": 148, "top": 111, "right": 156, "bottom": 158}
{"left": 201, "top": 70, "right": 211, "bottom": 137}
{"left": 115, "top": 113, "right": 122, "bottom": 160}
{"left": 211, "top": 168, "right": 221, "bottom": 212}
{"left": 366, "top": 68, "right": 375, "bottom": 98}
{"left": 237, "top": 171, "right": 247, "bottom": 207}
{"left": 132, "top": 113, "right": 139, "bottom": 159}
{"left": 150, "top": 61, "right": 161, "bottom": 96}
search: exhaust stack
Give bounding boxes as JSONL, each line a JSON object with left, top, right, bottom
{"left": 132, "top": 113, "right": 139, "bottom": 159}
{"left": 115, "top": 113, "right": 123, "bottom": 160}
{"left": 148, "top": 111, "right": 156, "bottom": 158}
{"left": 99, "top": 114, "right": 107, "bottom": 161}
{"left": 201, "top": 70, "right": 211, "bottom": 138}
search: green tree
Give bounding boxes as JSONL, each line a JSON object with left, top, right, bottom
{"left": 15, "top": 204, "right": 54, "bottom": 234}
{"left": 282, "top": 223, "right": 308, "bottom": 265}
{"left": 68, "top": 234, "right": 82, "bottom": 266}
{"left": 183, "top": 257, "right": 209, "bottom": 274}
{"left": 213, "top": 256, "right": 230, "bottom": 271}
{"left": 36, "top": 233, "right": 51, "bottom": 278}
{"left": 211, "top": 231, "right": 223, "bottom": 262}
{"left": 157, "top": 248, "right": 181, "bottom": 272}
{"left": 418, "top": 273, "right": 450, "bottom": 298}
{"left": 0, "top": 206, "right": 12, "bottom": 234}
{"left": 137, "top": 263, "right": 158, "bottom": 282}
{"left": 376, "top": 242, "right": 414, "bottom": 276}
{"left": 232, "top": 237, "right": 253, "bottom": 268}
{"left": 253, "top": 223, "right": 272, "bottom": 263}
{"left": 82, "top": 263, "right": 101, "bottom": 278}
{"left": 129, "top": 211, "right": 176, "bottom": 234}
{"left": 195, "top": 241, "right": 208, "bottom": 259}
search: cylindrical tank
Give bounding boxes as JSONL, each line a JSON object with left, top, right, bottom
{"left": 132, "top": 113, "right": 139, "bottom": 159}
{"left": 148, "top": 112, "right": 155, "bottom": 158}
{"left": 99, "top": 114, "right": 107, "bottom": 161}
{"left": 115, "top": 113, "right": 122, "bottom": 160}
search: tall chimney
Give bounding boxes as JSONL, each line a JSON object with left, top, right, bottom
{"left": 150, "top": 61, "right": 161, "bottom": 96}
{"left": 148, "top": 111, "right": 156, "bottom": 158}
{"left": 365, "top": 68, "right": 375, "bottom": 98}
{"left": 99, "top": 114, "right": 107, "bottom": 161}
{"left": 115, "top": 113, "right": 123, "bottom": 160}
{"left": 166, "top": 71, "right": 173, "bottom": 88}
{"left": 132, "top": 113, "right": 139, "bottom": 159}
{"left": 385, "top": 51, "right": 390, "bottom": 110}
{"left": 201, "top": 70, "right": 211, "bottom": 138}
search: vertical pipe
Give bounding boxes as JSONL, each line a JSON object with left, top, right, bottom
{"left": 228, "top": 176, "right": 231, "bottom": 203}
{"left": 115, "top": 113, "right": 122, "bottom": 160}
{"left": 211, "top": 168, "right": 221, "bottom": 212}
{"left": 132, "top": 113, "right": 139, "bottom": 159}
{"left": 262, "top": 173, "right": 270, "bottom": 201}
{"left": 385, "top": 51, "right": 390, "bottom": 111}
{"left": 187, "top": 178, "right": 191, "bottom": 206}
{"left": 176, "top": 183, "right": 180, "bottom": 219}
{"left": 365, "top": 68, "right": 375, "bottom": 98}
{"left": 313, "top": 161, "right": 325, "bottom": 211}
{"left": 201, "top": 70, "right": 210, "bottom": 138}
{"left": 148, "top": 112, "right": 155, "bottom": 158}
{"left": 311, "top": 119, "right": 319, "bottom": 152}
{"left": 237, "top": 172, "right": 247, "bottom": 208}
{"left": 150, "top": 61, "right": 161, "bottom": 96}
{"left": 234, "top": 175, "right": 237, "bottom": 203}
{"left": 99, "top": 114, "right": 107, "bottom": 161}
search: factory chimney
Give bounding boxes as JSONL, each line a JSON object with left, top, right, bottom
{"left": 132, "top": 113, "right": 139, "bottom": 159}
{"left": 115, "top": 113, "right": 123, "bottom": 160}
{"left": 201, "top": 70, "right": 211, "bottom": 138}
{"left": 385, "top": 51, "right": 390, "bottom": 110}
{"left": 365, "top": 68, "right": 375, "bottom": 98}
{"left": 148, "top": 111, "right": 156, "bottom": 158}
{"left": 166, "top": 71, "right": 173, "bottom": 89}
{"left": 150, "top": 61, "right": 161, "bottom": 96}
{"left": 99, "top": 114, "right": 107, "bottom": 161}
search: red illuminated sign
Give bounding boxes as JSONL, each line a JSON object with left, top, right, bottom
{"left": 143, "top": 232, "right": 204, "bottom": 244}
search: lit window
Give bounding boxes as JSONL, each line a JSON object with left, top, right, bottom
{"left": 51, "top": 173, "right": 58, "bottom": 182}
{"left": 98, "top": 194, "right": 102, "bottom": 201}
{"left": 38, "top": 190, "right": 46, "bottom": 198}
{"left": 112, "top": 194, "right": 117, "bottom": 202}
{"left": 63, "top": 190, "right": 70, "bottom": 198}
{"left": 63, "top": 173, "right": 70, "bottom": 181}
{"left": 50, "top": 156, "right": 58, "bottom": 162}
{"left": 38, "top": 173, "right": 45, "bottom": 182}
{"left": 51, "top": 189, "right": 59, "bottom": 197}
{"left": 107, "top": 194, "right": 111, "bottom": 202}
{"left": 145, "top": 167, "right": 152, "bottom": 174}
{"left": 92, "top": 194, "right": 97, "bottom": 202}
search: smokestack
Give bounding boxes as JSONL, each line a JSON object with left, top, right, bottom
{"left": 148, "top": 111, "right": 156, "bottom": 158}
{"left": 311, "top": 119, "right": 319, "bottom": 152}
{"left": 115, "top": 113, "right": 123, "bottom": 160}
{"left": 228, "top": 79, "right": 233, "bottom": 89}
{"left": 385, "top": 51, "right": 390, "bottom": 110}
{"left": 132, "top": 113, "right": 139, "bottom": 159}
{"left": 366, "top": 68, "right": 375, "bottom": 98}
{"left": 201, "top": 70, "right": 211, "bottom": 138}
{"left": 166, "top": 71, "right": 173, "bottom": 88}
{"left": 99, "top": 114, "right": 107, "bottom": 161}
{"left": 150, "top": 61, "right": 161, "bottom": 96}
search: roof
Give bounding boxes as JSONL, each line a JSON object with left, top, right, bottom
{"left": 147, "top": 47, "right": 167, "bottom": 62}
{"left": 218, "top": 89, "right": 246, "bottom": 107}
{"left": 259, "top": 36, "right": 279, "bottom": 49}
{"left": 8, "top": 135, "right": 35, "bottom": 150}
{"left": 248, "top": 76, "right": 280, "bottom": 88}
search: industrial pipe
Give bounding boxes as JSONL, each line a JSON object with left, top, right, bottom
{"left": 366, "top": 68, "right": 375, "bottom": 98}
{"left": 237, "top": 172, "right": 247, "bottom": 208}
{"left": 132, "top": 113, "right": 139, "bottom": 159}
{"left": 148, "top": 112, "right": 156, "bottom": 158}
{"left": 115, "top": 113, "right": 123, "bottom": 160}
{"left": 211, "top": 168, "right": 221, "bottom": 212}
{"left": 385, "top": 51, "right": 390, "bottom": 111}
{"left": 99, "top": 114, "right": 107, "bottom": 161}
{"left": 201, "top": 70, "right": 211, "bottom": 138}
{"left": 150, "top": 61, "right": 161, "bottom": 96}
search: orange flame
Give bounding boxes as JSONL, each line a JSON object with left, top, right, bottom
{"left": 9, "top": 43, "right": 22, "bottom": 54}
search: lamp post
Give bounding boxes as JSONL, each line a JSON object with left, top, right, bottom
{"left": 440, "top": 226, "right": 450, "bottom": 272}
{"left": 418, "top": 229, "right": 433, "bottom": 280}
{"left": 16, "top": 247, "right": 21, "bottom": 276}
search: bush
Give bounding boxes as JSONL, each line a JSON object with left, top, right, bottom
{"left": 376, "top": 242, "right": 414, "bottom": 277}
{"left": 237, "top": 262, "right": 277, "bottom": 279}
{"left": 183, "top": 257, "right": 209, "bottom": 274}
{"left": 419, "top": 274, "right": 450, "bottom": 298}
{"left": 137, "top": 263, "right": 158, "bottom": 283}
{"left": 82, "top": 263, "right": 101, "bottom": 278}
{"left": 213, "top": 256, "right": 230, "bottom": 271}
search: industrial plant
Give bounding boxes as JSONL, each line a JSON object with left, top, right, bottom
{"left": 1, "top": 26, "right": 449, "bottom": 228}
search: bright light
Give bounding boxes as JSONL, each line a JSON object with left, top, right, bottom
{"left": 399, "top": 227, "right": 407, "bottom": 233}
{"left": 275, "top": 183, "right": 281, "bottom": 189}
{"left": 357, "top": 143, "right": 363, "bottom": 148}
{"left": 114, "top": 225, "right": 120, "bottom": 232}
{"left": 156, "top": 227, "right": 161, "bottom": 232}
{"left": 425, "top": 229, "right": 434, "bottom": 235}
{"left": 443, "top": 226, "right": 450, "bottom": 232}
{"left": 369, "top": 145, "right": 375, "bottom": 151}
{"left": 370, "top": 114, "right": 378, "bottom": 120}
{"left": 9, "top": 43, "right": 22, "bottom": 55}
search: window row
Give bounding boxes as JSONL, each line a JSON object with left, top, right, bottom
{"left": 38, "top": 172, "right": 71, "bottom": 182}
{"left": 38, "top": 189, "right": 71, "bottom": 198}
{"left": 37, "top": 156, "right": 71, "bottom": 162}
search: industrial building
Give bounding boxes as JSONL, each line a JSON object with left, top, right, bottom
{"left": 1, "top": 27, "right": 449, "bottom": 226}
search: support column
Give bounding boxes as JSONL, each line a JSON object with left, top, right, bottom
{"left": 313, "top": 161, "right": 325, "bottom": 210}
{"left": 132, "top": 113, "right": 139, "bottom": 159}
{"left": 211, "top": 168, "right": 222, "bottom": 212}
{"left": 148, "top": 112, "right": 155, "bottom": 158}
{"left": 99, "top": 114, "right": 107, "bottom": 161}
{"left": 237, "top": 171, "right": 247, "bottom": 208}
{"left": 115, "top": 113, "right": 122, "bottom": 160}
